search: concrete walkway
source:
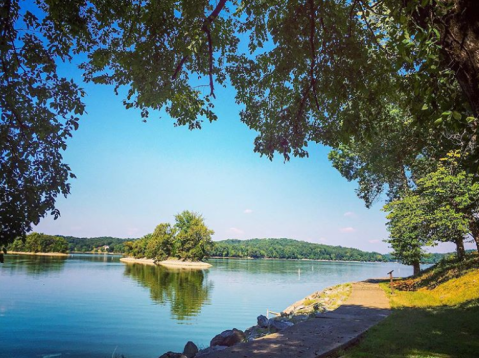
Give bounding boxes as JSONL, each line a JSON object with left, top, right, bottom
{"left": 203, "top": 279, "right": 391, "bottom": 358}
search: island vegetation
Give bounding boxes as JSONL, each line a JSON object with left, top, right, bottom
{"left": 123, "top": 211, "right": 214, "bottom": 264}
{"left": 7, "top": 233, "right": 68, "bottom": 255}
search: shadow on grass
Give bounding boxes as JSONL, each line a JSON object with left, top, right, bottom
{"left": 338, "top": 298, "right": 479, "bottom": 358}
{"left": 398, "top": 254, "right": 479, "bottom": 291}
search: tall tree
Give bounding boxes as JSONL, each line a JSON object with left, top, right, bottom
{"left": 174, "top": 210, "right": 214, "bottom": 262}
{"left": 384, "top": 194, "right": 431, "bottom": 275}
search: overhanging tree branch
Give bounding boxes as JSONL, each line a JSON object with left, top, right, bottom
{"left": 171, "top": 0, "right": 228, "bottom": 96}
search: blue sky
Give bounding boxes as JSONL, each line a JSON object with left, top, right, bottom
{"left": 33, "top": 51, "right": 473, "bottom": 256}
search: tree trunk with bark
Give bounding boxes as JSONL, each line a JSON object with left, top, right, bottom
{"left": 455, "top": 236, "right": 466, "bottom": 261}
{"left": 470, "top": 222, "right": 479, "bottom": 253}
{"left": 413, "top": 261, "right": 421, "bottom": 275}
{"left": 440, "top": 0, "right": 479, "bottom": 118}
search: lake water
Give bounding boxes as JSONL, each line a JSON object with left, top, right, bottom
{"left": 0, "top": 254, "right": 414, "bottom": 358}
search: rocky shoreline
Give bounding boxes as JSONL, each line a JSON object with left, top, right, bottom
{"left": 158, "top": 283, "right": 352, "bottom": 358}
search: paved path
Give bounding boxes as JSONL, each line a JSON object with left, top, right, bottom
{"left": 203, "top": 279, "right": 391, "bottom": 358}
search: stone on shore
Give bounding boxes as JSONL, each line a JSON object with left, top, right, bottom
{"left": 244, "top": 325, "right": 268, "bottom": 341}
{"left": 196, "top": 345, "right": 228, "bottom": 357}
{"left": 268, "top": 319, "right": 294, "bottom": 332}
{"left": 257, "top": 315, "right": 269, "bottom": 328}
{"left": 210, "top": 329, "right": 246, "bottom": 347}
{"left": 182, "top": 341, "right": 198, "bottom": 358}
{"left": 158, "top": 352, "right": 187, "bottom": 358}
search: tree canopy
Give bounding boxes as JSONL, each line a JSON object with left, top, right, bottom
{"left": 124, "top": 211, "right": 214, "bottom": 262}
{"left": 7, "top": 232, "right": 68, "bottom": 254}
{"left": 1, "top": 0, "right": 478, "bottom": 248}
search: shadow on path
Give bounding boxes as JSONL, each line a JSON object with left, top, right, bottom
{"left": 202, "top": 281, "right": 391, "bottom": 358}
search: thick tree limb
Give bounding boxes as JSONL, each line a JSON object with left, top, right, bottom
{"left": 171, "top": 0, "right": 228, "bottom": 91}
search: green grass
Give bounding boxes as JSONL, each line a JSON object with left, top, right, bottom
{"left": 338, "top": 254, "right": 479, "bottom": 358}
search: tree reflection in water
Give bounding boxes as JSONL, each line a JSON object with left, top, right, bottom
{"left": 123, "top": 263, "right": 213, "bottom": 321}
{"left": 2, "top": 254, "right": 67, "bottom": 276}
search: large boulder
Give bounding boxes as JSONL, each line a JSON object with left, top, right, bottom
{"left": 210, "top": 328, "right": 246, "bottom": 347}
{"left": 196, "top": 345, "right": 228, "bottom": 357}
{"left": 158, "top": 352, "right": 187, "bottom": 358}
{"left": 183, "top": 341, "right": 198, "bottom": 358}
{"left": 257, "top": 315, "right": 269, "bottom": 328}
{"left": 268, "top": 319, "right": 294, "bottom": 332}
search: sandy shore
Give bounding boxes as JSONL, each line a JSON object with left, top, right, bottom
{"left": 8, "top": 251, "right": 69, "bottom": 257}
{"left": 119, "top": 257, "right": 212, "bottom": 268}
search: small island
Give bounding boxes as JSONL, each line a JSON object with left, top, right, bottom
{"left": 120, "top": 210, "right": 214, "bottom": 269}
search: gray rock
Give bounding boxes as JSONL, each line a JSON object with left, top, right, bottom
{"left": 182, "top": 341, "right": 198, "bottom": 358}
{"left": 196, "top": 345, "right": 228, "bottom": 357}
{"left": 268, "top": 319, "right": 294, "bottom": 332}
{"left": 257, "top": 315, "right": 269, "bottom": 328}
{"left": 158, "top": 352, "right": 187, "bottom": 358}
{"left": 210, "top": 328, "right": 246, "bottom": 347}
{"left": 244, "top": 325, "right": 267, "bottom": 341}
{"left": 291, "top": 314, "right": 309, "bottom": 324}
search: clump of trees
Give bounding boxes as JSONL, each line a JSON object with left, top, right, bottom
{"left": 7, "top": 233, "right": 69, "bottom": 254}
{"left": 383, "top": 152, "right": 479, "bottom": 274}
{"left": 124, "top": 211, "right": 214, "bottom": 262}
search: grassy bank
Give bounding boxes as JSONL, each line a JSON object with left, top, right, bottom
{"left": 339, "top": 254, "right": 479, "bottom": 358}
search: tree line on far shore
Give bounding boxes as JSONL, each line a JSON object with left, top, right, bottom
{"left": 6, "top": 230, "right": 450, "bottom": 265}
{"left": 210, "top": 238, "right": 446, "bottom": 264}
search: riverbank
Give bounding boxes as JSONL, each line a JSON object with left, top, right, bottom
{"left": 8, "top": 251, "right": 69, "bottom": 256}
{"left": 338, "top": 254, "right": 479, "bottom": 358}
{"left": 120, "top": 257, "right": 212, "bottom": 268}
{"left": 160, "top": 279, "right": 390, "bottom": 358}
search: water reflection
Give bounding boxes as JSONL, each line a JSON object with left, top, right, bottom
{"left": 123, "top": 264, "right": 213, "bottom": 321}
{"left": 1, "top": 254, "right": 67, "bottom": 276}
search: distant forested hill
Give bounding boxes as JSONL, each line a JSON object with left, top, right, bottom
{"left": 210, "top": 238, "right": 448, "bottom": 263}
{"left": 210, "top": 238, "right": 387, "bottom": 262}
{"left": 59, "top": 236, "right": 135, "bottom": 253}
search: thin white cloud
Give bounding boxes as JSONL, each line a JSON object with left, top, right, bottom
{"left": 339, "top": 227, "right": 355, "bottom": 233}
{"left": 244, "top": 209, "right": 253, "bottom": 214}
{"left": 228, "top": 227, "right": 244, "bottom": 235}
{"left": 368, "top": 239, "right": 380, "bottom": 244}
{"left": 318, "top": 237, "right": 328, "bottom": 243}
{"left": 344, "top": 211, "right": 357, "bottom": 218}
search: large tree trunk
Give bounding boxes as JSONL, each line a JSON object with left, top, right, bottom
{"left": 455, "top": 236, "right": 466, "bottom": 261}
{"left": 470, "top": 222, "right": 479, "bottom": 253}
{"left": 441, "top": 0, "right": 479, "bottom": 118}
{"left": 406, "top": 0, "right": 479, "bottom": 117}
{"left": 413, "top": 261, "right": 421, "bottom": 276}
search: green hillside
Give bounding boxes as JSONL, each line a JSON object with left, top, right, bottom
{"left": 211, "top": 238, "right": 388, "bottom": 262}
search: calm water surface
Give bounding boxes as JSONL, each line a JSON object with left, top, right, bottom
{"left": 0, "top": 254, "right": 414, "bottom": 358}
